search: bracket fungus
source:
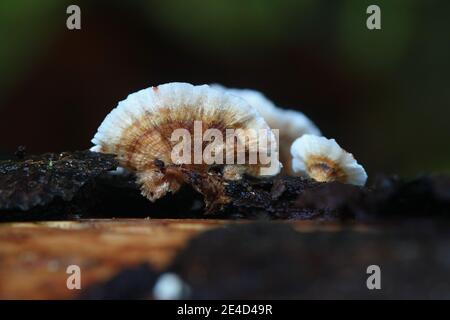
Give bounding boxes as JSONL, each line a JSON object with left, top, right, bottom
{"left": 91, "top": 82, "right": 281, "bottom": 209}
{"left": 211, "top": 85, "right": 321, "bottom": 175}
{"left": 290, "top": 134, "right": 367, "bottom": 186}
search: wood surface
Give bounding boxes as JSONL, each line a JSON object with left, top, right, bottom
{"left": 0, "top": 219, "right": 370, "bottom": 299}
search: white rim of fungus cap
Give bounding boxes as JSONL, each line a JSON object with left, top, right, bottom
{"left": 90, "top": 82, "right": 282, "bottom": 174}
{"left": 210, "top": 84, "right": 321, "bottom": 137}
{"left": 90, "top": 82, "right": 282, "bottom": 201}
{"left": 290, "top": 134, "right": 367, "bottom": 186}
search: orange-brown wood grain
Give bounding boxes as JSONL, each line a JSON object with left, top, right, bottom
{"left": 0, "top": 219, "right": 227, "bottom": 299}
{"left": 0, "top": 219, "right": 371, "bottom": 299}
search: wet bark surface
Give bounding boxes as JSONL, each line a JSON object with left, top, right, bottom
{"left": 0, "top": 151, "right": 117, "bottom": 217}
{"left": 1, "top": 150, "right": 450, "bottom": 222}
{"left": 1, "top": 150, "right": 450, "bottom": 299}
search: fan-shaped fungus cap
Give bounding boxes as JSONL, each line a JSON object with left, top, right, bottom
{"left": 290, "top": 134, "right": 367, "bottom": 186}
{"left": 211, "top": 85, "right": 321, "bottom": 175}
{"left": 91, "top": 82, "right": 281, "bottom": 203}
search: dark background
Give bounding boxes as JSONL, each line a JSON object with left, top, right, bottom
{"left": 0, "top": 0, "right": 449, "bottom": 178}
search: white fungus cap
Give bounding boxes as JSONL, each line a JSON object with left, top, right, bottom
{"left": 211, "top": 84, "right": 321, "bottom": 175}
{"left": 290, "top": 134, "right": 367, "bottom": 186}
{"left": 211, "top": 84, "right": 321, "bottom": 137}
{"left": 90, "top": 82, "right": 281, "bottom": 202}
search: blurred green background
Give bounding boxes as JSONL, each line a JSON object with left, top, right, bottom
{"left": 0, "top": 0, "right": 449, "bottom": 178}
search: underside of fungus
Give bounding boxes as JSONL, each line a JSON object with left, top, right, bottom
{"left": 91, "top": 82, "right": 281, "bottom": 210}
{"left": 290, "top": 134, "right": 367, "bottom": 186}
{"left": 211, "top": 85, "right": 321, "bottom": 175}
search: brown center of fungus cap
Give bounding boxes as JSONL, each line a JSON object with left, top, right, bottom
{"left": 91, "top": 83, "right": 281, "bottom": 205}
{"left": 114, "top": 105, "right": 257, "bottom": 174}
{"left": 306, "top": 155, "right": 347, "bottom": 183}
